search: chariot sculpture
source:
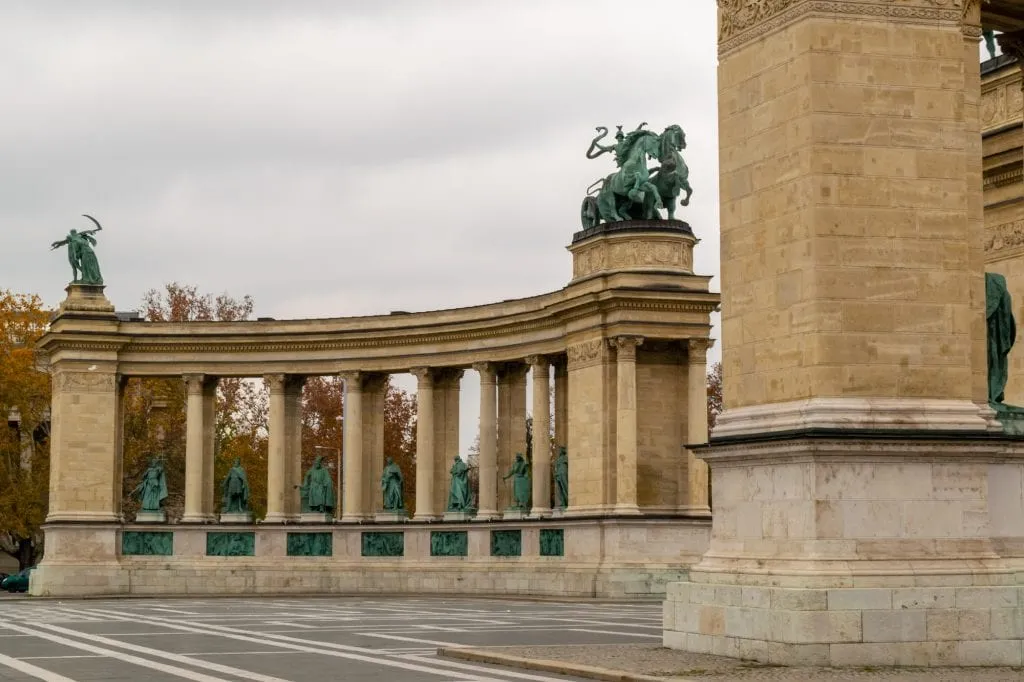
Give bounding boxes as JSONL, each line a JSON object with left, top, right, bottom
{"left": 581, "top": 123, "right": 692, "bottom": 228}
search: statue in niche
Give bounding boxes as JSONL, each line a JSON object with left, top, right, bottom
{"left": 447, "top": 455, "right": 472, "bottom": 512}
{"left": 986, "top": 272, "right": 1024, "bottom": 435}
{"left": 987, "top": 272, "right": 1016, "bottom": 405}
{"left": 221, "top": 458, "right": 250, "bottom": 514}
{"left": 50, "top": 214, "right": 105, "bottom": 285}
{"left": 984, "top": 30, "right": 997, "bottom": 61}
{"left": 381, "top": 457, "right": 405, "bottom": 512}
{"left": 503, "top": 453, "right": 531, "bottom": 511}
{"left": 132, "top": 457, "right": 168, "bottom": 513}
{"left": 553, "top": 446, "right": 568, "bottom": 509}
{"left": 300, "top": 456, "right": 335, "bottom": 514}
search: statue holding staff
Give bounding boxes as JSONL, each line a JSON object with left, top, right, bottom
{"left": 51, "top": 214, "right": 104, "bottom": 285}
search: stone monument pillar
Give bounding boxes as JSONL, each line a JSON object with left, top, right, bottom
{"left": 32, "top": 284, "right": 129, "bottom": 595}
{"left": 664, "top": 0, "right": 1024, "bottom": 667}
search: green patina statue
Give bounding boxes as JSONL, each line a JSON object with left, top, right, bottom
{"left": 381, "top": 457, "right": 405, "bottom": 512}
{"left": 221, "top": 458, "right": 250, "bottom": 514}
{"left": 133, "top": 457, "right": 168, "bottom": 513}
{"left": 985, "top": 272, "right": 1024, "bottom": 435}
{"left": 503, "top": 453, "right": 531, "bottom": 511}
{"left": 300, "top": 456, "right": 335, "bottom": 514}
{"left": 447, "top": 455, "right": 472, "bottom": 512}
{"left": 581, "top": 123, "right": 692, "bottom": 228}
{"left": 51, "top": 214, "right": 104, "bottom": 285}
{"left": 984, "top": 30, "right": 997, "bottom": 61}
{"left": 987, "top": 272, "right": 1017, "bottom": 405}
{"left": 553, "top": 446, "right": 568, "bottom": 509}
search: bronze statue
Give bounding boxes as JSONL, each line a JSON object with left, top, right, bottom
{"left": 51, "top": 215, "right": 104, "bottom": 285}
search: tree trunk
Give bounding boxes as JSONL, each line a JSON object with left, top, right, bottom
{"left": 16, "top": 538, "right": 33, "bottom": 572}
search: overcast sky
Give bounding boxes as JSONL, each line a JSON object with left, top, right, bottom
{"left": 2, "top": 1, "right": 721, "bottom": 455}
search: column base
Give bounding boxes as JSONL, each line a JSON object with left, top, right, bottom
{"left": 181, "top": 513, "right": 217, "bottom": 524}
{"left": 375, "top": 511, "right": 409, "bottom": 523}
{"left": 528, "top": 507, "right": 552, "bottom": 519}
{"left": 502, "top": 509, "right": 529, "bottom": 521}
{"left": 339, "top": 514, "right": 370, "bottom": 524}
{"left": 299, "top": 513, "right": 334, "bottom": 524}
{"left": 612, "top": 504, "right": 642, "bottom": 516}
{"left": 46, "top": 512, "right": 122, "bottom": 523}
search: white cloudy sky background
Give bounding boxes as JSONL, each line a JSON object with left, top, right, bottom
{"left": 2, "top": 0, "right": 721, "bottom": 453}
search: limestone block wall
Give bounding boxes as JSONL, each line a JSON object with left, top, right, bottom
{"left": 720, "top": 14, "right": 981, "bottom": 408}
{"left": 566, "top": 338, "right": 614, "bottom": 513}
{"left": 636, "top": 346, "right": 687, "bottom": 511}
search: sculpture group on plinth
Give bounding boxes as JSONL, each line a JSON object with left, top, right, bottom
{"left": 445, "top": 455, "right": 475, "bottom": 520}
{"left": 502, "top": 453, "right": 531, "bottom": 519}
{"left": 132, "top": 457, "right": 168, "bottom": 523}
{"left": 300, "top": 456, "right": 335, "bottom": 521}
{"left": 581, "top": 123, "right": 692, "bottom": 227}
{"left": 220, "top": 458, "right": 252, "bottom": 522}
{"left": 377, "top": 456, "right": 407, "bottom": 521}
{"left": 51, "top": 214, "right": 105, "bottom": 286}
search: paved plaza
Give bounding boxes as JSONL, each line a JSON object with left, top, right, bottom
{"left": 0, "top": 596, "right": 661, "bottom": 681}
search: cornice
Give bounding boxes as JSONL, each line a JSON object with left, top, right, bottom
{"left": 719, "top": 0, "right": 967, "bottom": 55}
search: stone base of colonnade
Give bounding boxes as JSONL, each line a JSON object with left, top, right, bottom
{"left": 29, "top": 516, "right": 710, "bottom": 599}
{"left": 663, "top": 426, "right": 1024, "bottom": 667}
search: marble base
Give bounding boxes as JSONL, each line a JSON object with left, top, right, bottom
{"left": 374, "top": 511, "right": 408, "bottom": 523}
{"left": 443, "top": 511, "right": 475, "bottom": 522}
{"left": 502, "top": 509, "right": 528, "bottom": 520}
{"left": 299, "top": 513, "right": 333, "bottom": 524}
{"left": 135, "top": 511, "right": 165, "bottom": 523}
{"left": 663, "top": 432, "right": 1024, "bottom": 667}
{"left": 993, "top": 402, "right": 1024, "bottom": 436}
{"left": 219, "top": 512, "right": 253, "bottom": 524}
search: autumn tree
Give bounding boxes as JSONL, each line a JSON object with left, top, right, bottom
{"left": 706, "top": 362, "right": 723, "bottom": 432}
{"left": 0, "top": 291, "right": 52, "bottom": 569}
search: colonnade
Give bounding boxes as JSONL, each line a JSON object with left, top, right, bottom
{"left": 172, "top": 337, "right": 711, "bottom": 523}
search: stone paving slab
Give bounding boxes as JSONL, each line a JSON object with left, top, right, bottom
{"left": 448, "top": 644, "right": 1024, "bottom": 681}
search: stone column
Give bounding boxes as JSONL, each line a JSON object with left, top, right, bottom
{"left": 661, "top": 2, "right": 1024, "bottom": 667}
{"left": 363, "top": 374, "right": 388, "bottom": 516}
{"left": 473, "top": 362, "right": 499, "bottom": 520}
{"left": 283, "top": 377, "right": 305, "bottom": 520}
{"left": 264, "top": 374, "right": 288, "bottom": 523}
{"left": 684, "top": 339, "right": 711, "bottom": 515}
{"left": 433, "top": 369, "right": 463, "bottom": 517}
{"left": 553, "top": 358, "right": 568, "bottom": 448}
{"left": 411, "top": 367, "right": 437, "bottom": 520}
{"left": 182, "top": 374, "right": 213, "bottom": 523}
{"left": 612, "top": 337, "right": 642, "bottom": 515}
{"left": 340, "top": 371, "right": 365, "bottom": 522}
{"left": 527, "top": 355, "right": 551, "bottom": 517}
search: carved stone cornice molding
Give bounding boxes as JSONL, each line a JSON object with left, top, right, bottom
{"left": 984, "top": 219, "right": 1024, "bottom": 254}
{"left": 53, "top": 371, "right": 117, "bottom": 394}
{"left": 981, "top": 69, "right": 1023, "bottom": 133}
{"left": 566, "top": 339, "right": 606, "bottom": 370}
{"left": 718, "top": 0, "right": 969, "bottom": 55}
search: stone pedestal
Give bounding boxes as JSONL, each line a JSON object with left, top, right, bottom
{"left": 375, "top": 511, "right": 408, "bottom": 523}
{"left": 663, "top": 435, "right": 1024, "bottom": 666}
{"left": 443, "top": 511, "right": 474, "bottom": 522}
{"left": 502, "top": 509, "right": 528, "bottom": 521}
{"left": 299, "top": 513, "right": 332, "bottom": 524}
{"left": 135, "top": 511, "right": 165, "bottom": 523}
{"left": 219, "top": 512, "right": 252, "bottom": 524}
